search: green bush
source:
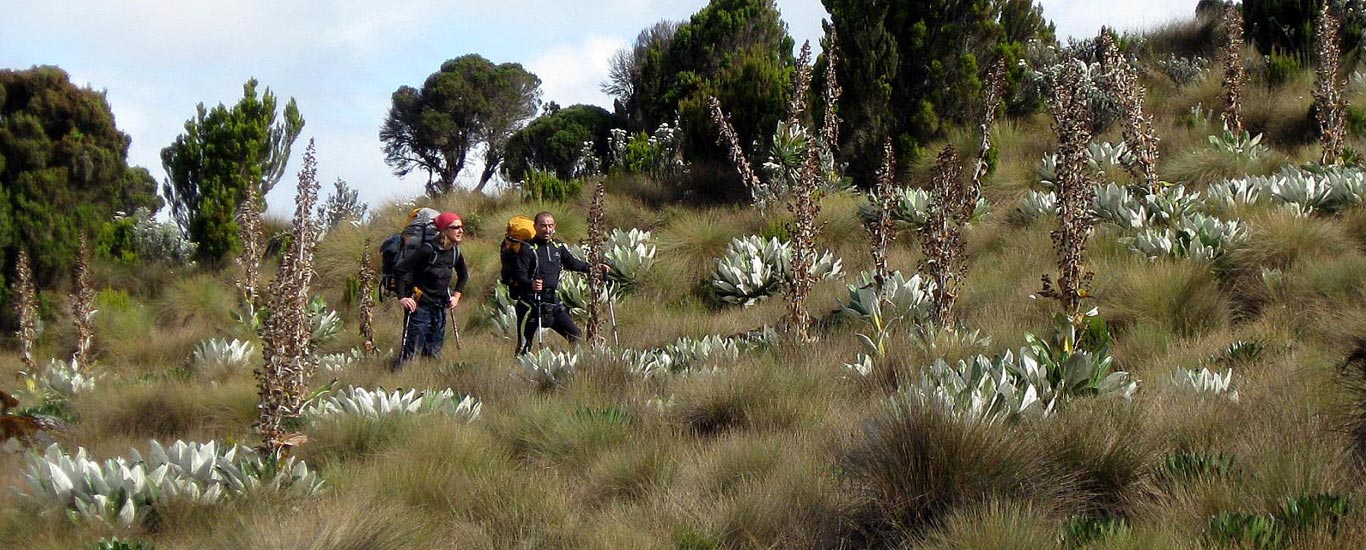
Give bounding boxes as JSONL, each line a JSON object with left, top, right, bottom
{"left": 519, "top": 168, "right": 583, "bottom": 203}
{"left": 1264, "top": 53, "right": 1299, "bottom": 88}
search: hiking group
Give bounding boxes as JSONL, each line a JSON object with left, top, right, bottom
{"left": 382, "top": 208, "right": 602, "bottom": 369}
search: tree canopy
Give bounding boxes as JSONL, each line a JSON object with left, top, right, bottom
{"left": 1243, "top": 0, "right": 1365, "bottom": 62}
{"left": 612, "top": 0, "right": 795, "bottom": 201}
{"left": 380, "top": 54, "right": 542, "bottom": 196}
{"left": 160, "top": 78, "right": 304, "bottom": 265}
{"left": 822, "top": 0, "right": 1054, "bottom": 185}
{"left": 0, "top": 66, "right": 161, "bottom": 294}
{"left": 502, "top": 104, "right": 616, "bottom": 182}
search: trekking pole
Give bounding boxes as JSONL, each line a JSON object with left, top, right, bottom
{"left": 607, "top": 294, "right": 620, "bottom": 348}
{"left": 450, "top": 307, "right": 462, "bottom": 351}
{"left": 535, "top": 289, "right": 545, "bottom": 350}
{"left": 395, "top": 307, "right": 412, "bottom": 371}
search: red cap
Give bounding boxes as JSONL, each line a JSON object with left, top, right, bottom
{"left": 434, "top": 211, "right": 462, "bottom": 230}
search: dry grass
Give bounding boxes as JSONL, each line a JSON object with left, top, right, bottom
{"left": 11, "top": 14, "right": 1366, "bottom": 548}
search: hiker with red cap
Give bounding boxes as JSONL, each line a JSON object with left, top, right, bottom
{"left": 393, "top": 211, "right": 468, "bottom": 367}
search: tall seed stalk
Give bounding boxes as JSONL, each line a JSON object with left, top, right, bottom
{"left": 868, "top": 140, "right": 897, "bottom": 290}
{"left": 256, "top": 139, "right": 321, "bottom": 457}
{"left": 781, "top": 42, "right": 819, "bottom": 343}
{"left": 1219, "top": 1, "right": 1247, "bottom": 134}
{"left": 72, "top": 235, "right": 96, "bottom": 367}
{"left": 1315, "top": 0, "right": 1348, "bottom": 165}
{"left": 358, "top": 239, "right": 377, "bottom": 356}
{"left": 1098, "top": 29, "right": 1161, "bottom": 192}
{"left": 970, "top": 58, "right": 1007, "bottom": 203}
{"left": 585, "top": 181, "right": 607, "bottom": 345}
{"left": 819, "top": 28, "right": 842, "bottom": 163}
{"left": 919, "top": 146, "right": 971, "bottom": 326}
{"left": 712, "top": 37, "right": 842, "bottom": 342}
{"left": 707, "top": 98, "right": 764, "bottom": 206}
{"left": 12, "top": 248, "right": 38, "bottom": 373}
{"left": 236, "top": 180, "right": 264, "bottom": 310}
{"left": 1040, "top": 61, "right": 1097, "bottom": 317}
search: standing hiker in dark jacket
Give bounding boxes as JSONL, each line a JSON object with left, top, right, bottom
{"left": 394, "top": 211, "right": 468, "bottom": 367}
{"left": 506, "top": 211, "right": 601, "bottom": 354}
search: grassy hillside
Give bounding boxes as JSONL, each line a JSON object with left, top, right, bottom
{"left": 3, "top": 25, "right": 1366, "bottom": 549}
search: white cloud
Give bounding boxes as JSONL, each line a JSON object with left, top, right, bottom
{"left": 529, "top": 34, "right": 629, "bottom": 109}
{"left": 1036, "top": 0, "right": 1196, "bottom": 39}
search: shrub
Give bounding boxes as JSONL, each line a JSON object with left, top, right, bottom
{"left": 519, "top": 168, "right": 583, "bottom": 202}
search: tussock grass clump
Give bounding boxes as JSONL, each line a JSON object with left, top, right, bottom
{"left": 1098, "top": 258, "right": 1230, "bottom": 358}
{"left": 1240, "top": 209, "right": 1357, "bottom": 270}
{"left": 492, "top": 397, "right": 633, "bottom": 469}
{"left": 917, "top": 500, "right": 1060, "bottom": 550}
{"left": 1035, "top": 399, "right": 1159, "bottom": 518}
{"left": 154, "top": 272, "right": 238, "bottom": 330}
{"left": 843, "top": 397, "right": 1074, "bottom": 542}
{"left": 73, "top": 379, "right": 256, "bottom": 442}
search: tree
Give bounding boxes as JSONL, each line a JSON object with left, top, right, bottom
{"left": 0, "top": 66, "right": 161, "bottom": 302}
{"left": 1244, "top": 0, "right": 1364, "bottom": 62}
{"left": 502, "top": 104, "right": 616, "bottom": 182}
{"left": 603, "top": 20, "right": 681, "bottom": 129}
{"left": 822, "top": 0, "right": 1054, "bottom": 186}
{"left": 161, "top": 78, "right": 304, "bottom": 265}
{"left": 622, "top": 0, "right": 795, "bottom": 201}
{"left": 379, "top": 54, "right": 542, "bottom": 195}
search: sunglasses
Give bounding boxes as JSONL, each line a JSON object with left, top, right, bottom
{"left": 446, "top": 225, "right": 464, "bottom": 230}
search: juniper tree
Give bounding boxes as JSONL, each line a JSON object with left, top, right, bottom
{"left": 162, "top": 78, "right": 304, "bottom": 265}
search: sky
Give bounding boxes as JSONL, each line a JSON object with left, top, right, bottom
{"left": 1, "top": 0, "right": 1199, "bottom": 218}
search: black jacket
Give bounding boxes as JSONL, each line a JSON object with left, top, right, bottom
{"left": 394, "top": 242, "right": 468, "bottom": 304}
{"left": 507, "top": 237, "right": 590, "bottom": 302}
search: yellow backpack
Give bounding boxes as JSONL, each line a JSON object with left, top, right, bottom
{"left": 503, "top": 215, "right": 535, "bottom": 253}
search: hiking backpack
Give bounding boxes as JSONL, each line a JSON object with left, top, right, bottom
{"left": 499, "top": 215, "right": 536, "bottom": 286}
{"left": 379, "top": 208, "right": 441, "bottom": 299}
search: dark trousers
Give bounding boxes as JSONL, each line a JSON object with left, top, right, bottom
{"left": 515, "top": 298, "right": 581, "bottom": 355}
{"left": 398, "top": 301, "right": 447, "bottom": 366}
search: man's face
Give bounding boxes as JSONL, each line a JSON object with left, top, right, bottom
{"left": 535, "top": 216, "right": 556, "bottom": 239}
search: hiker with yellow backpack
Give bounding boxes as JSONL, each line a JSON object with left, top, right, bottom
{"left": 392, "top": 211, "right": 468, "bottom": 369}
{"left": 502, "top": 211, "right": 605, "bottom": 355}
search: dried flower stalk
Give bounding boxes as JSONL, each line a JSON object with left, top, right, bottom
{"left": 256, "top": 139, "right": 321, "bottom": 456}
{"left": 1098, "top": 29, "right": 1161, "bottom": 192}
{"left": 786, "top": 41, "right": 814, "bottom": 123}
{"left": 72, "top": 235, "right": 96, "bottom": 367}
{"left": 707, "top": 96, "right": 764, "bottom": 203}
{"left": 358, "top": 239, "right": 377, "bottom": 356}
{"left": 1219, "top": 1, "right": 1246, "bottom": 134}
{"left": 585, "top": 181, "right": 607, "bottom": 345}
{"left": 819, "top": 30, "right": 843, "bottom": 161}
{"left": 1040, "top": 61, "right": 1097, "bottom": 316}
{"left": 12, "top": 248, "right": 38, "bottom": 373}
{"left": 919, "top": 146, "right": 971, "bottom": 326}
{"left": 970, "top": 58, "right": 1007, "bottom": 204}
{"left": 236, "top": 181, "right": 265, "bottom": 309}
{"left": 785, "top": 143, "right": 821, "bottom": 343}
{"left": 868, "top": 140, "right": 897, "bottom": 290}
{"left": 1314, "top": 0, "right": 1348, "bottom": 165}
